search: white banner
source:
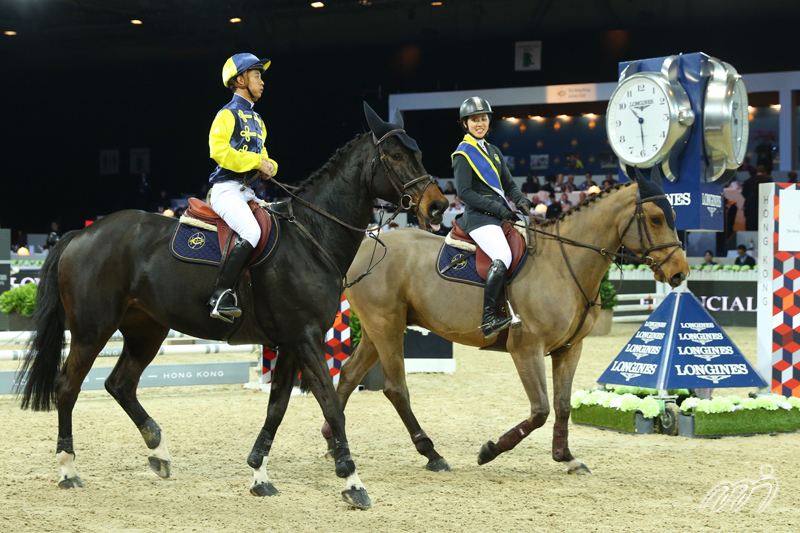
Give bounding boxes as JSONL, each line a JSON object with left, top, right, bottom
{"left": 514, "top": 41, "right": 541, "bottom": 71}
{"left": 778, "top": 189, "right": 800, "bottom": 251}
{"left": 545, "top": 83, "right": 597, "bottom": 103}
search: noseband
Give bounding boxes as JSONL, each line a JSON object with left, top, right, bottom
{"left": 371, "top": 129, "right": 436, "bottom": 211}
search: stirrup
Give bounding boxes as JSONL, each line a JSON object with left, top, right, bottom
{"left": 506, "top": 299, "right": 523, "bottom": 330}
{"left": 210, "top": 289, "right": 238, "bottom": 323}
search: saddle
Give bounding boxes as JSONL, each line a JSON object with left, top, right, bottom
{"left": 184, "top": 198, "right": 273, "bottom": 262}
{"left": 449, "top": 219, "right": 526, "bottom": 279}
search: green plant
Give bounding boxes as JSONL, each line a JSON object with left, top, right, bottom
{"left": 349, "top": 308, "right": 362, "bottom": 347}
{"left": 599, "top": 267, "right": 618, "bottom": 310}
{"left": 0, "top": 283, "right": 38, "bottom": 317}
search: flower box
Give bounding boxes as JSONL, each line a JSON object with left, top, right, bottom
{"left": 571, "top": 404, "right": 654, "bottom": 434}
{"left": 678, "top": 395, "right": 800, "bottom": 438}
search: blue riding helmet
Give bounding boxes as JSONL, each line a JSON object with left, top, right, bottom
{"left": 222, "top": 53, "right": 271, "bottom": 88}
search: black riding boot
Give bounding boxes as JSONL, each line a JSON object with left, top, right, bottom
{"left": 480, "top": 260, "right": 513, "bottom": 339}
{"left": 208, "top": 237, "right": 255, "bottom": 322}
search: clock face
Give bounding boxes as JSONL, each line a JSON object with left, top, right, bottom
{"left": 607, "top": 75, "right": 672, "bottom": 166}
{"left": 731, "top": 77, "right": 749, "bottom": 164}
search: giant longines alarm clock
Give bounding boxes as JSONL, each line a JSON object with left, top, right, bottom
{"left": 606, "top": 55, "right": 695, "bottom": 182}
{"left": 702, "top": 57, "right": 749, "bottom": 183}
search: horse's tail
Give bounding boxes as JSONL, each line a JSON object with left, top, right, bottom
{"left": 17, "top": 230, "right": 79, "bottom": 411}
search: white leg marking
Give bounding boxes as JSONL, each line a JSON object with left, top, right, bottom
{"left": 57, "top": 450, "right": 79, "bottom": 480}
{"left": 150, "top": 431, "right": 171, "bottom": 462}
{"left": 252, "top": 455, "right": 270, "bottom": 485}
{"left": 344, "top": 471, "right": 365, "bottom": 491}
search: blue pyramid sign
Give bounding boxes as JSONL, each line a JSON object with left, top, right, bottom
{"left": 598, "top": 288, "right": 767, "bottom": 389}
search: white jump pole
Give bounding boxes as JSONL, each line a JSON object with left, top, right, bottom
{"left": 0, "top": 343, "right": 259, "bottom": 361}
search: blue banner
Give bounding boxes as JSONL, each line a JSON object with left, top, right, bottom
{"left": 598, "top": 289, "right": 767, "bottom": 389}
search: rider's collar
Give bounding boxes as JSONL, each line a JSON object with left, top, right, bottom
{"left": 233, "top": 93, "right": 255, "bottom": 109}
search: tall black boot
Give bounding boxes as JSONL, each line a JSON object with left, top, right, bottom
{"left": 208, "top": 237, "right": 255, "bottom": 322}
{"left": 480, "top": 260, "right": 513, "bottom": 339}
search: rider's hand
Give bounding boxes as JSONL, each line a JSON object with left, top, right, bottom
{"left": 498, "top": 206, "right": 518, "bottom": 222}
{"left": 517, "top": 198, "right": 532, "bottom": 214}
{"left": 259, "top": 159, "right": 275, "bottom": 179}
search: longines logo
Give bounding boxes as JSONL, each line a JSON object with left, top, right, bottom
{"left": 677, "top": 332, "right": 724, "bottom": 345}
{"left": 702, "top": 193, "right": 723, "bottom": 216}
{"left": 630, "top": 99, "right": 653, "bottom": 111}
{"left": 644, "top": 321, "right": 666, "bottom": 331}
{"left": 624, "top": 343, "right": 661, "bottom": 359}
{"left": 676, "top": 345, "right": 735, "bottom": 361}
{"left": 666, "top": 192, "right": 691, "bottom": 206}
{"left": 610, "top": 360, "right": 658, "bottom": 380}
{"left": 635, "top": 331, "right": 665, "bottom": 344}
{"left": 673, "top": 362, "right": 748, "bottom": 382}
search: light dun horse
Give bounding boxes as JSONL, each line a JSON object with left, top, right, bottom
{"left": 325, "top": 170, "right": 689, "bottom": 474}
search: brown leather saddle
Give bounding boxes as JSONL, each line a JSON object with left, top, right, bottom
{"left": 184, "top": 198, "right": 273, "bottom": 262}
{"left": 450, "top": 219, "right": 526, "bottom": 279}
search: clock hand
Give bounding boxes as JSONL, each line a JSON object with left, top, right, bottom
{"left": 631, "top": 108, "right": 645, "bottom": 151}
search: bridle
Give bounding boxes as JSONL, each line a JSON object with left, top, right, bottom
{"left": 524, "top": 186, "right": 683, "bottom": 356}
{"left": 264, "top": 129, "right": 437, "bottom": 289}
{"left": 369, "top": 129, "right": 437, "bottom": 211}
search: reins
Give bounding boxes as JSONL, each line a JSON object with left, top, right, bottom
{"left": 520, "top": 188, "right": 682, "bottom": 356}
{"left": 263, "top": 129, "right": 435, "bottom": 289}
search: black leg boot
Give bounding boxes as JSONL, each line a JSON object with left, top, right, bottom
{"left": 208, "top": 237, "right": 255, "bottom": 322}
{"left": 480, "top": 259, "right": 513, "bottom": 339}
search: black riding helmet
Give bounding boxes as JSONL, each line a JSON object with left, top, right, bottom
{"left": 459, "top": 96, "right": 493, "bottom": 131}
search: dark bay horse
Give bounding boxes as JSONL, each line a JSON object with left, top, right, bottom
{"left": 327, "top": 171, "right": 689, "bottom": 474}
{"left": 18, "top": 104, "right": 447, "bottom": 509}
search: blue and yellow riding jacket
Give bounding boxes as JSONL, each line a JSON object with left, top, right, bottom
{"left": 208, "top": 94, "right": 278, "bottom": 185}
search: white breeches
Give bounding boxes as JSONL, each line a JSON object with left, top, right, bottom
{"left": 468, "top": 224, "right": 511, "bottom": 269}
{"left": 209, "top": 181, "right": 261, "bottom": 248}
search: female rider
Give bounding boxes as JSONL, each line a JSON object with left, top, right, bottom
{"left": 452, "top": 97, "right": 531, "bottom": 338}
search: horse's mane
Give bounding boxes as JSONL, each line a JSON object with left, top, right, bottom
{"left": 293, "top": 134, "right": 367, "bottom": 195}
{"left": 535, "top": 181, "right": 635, "bottom": 228}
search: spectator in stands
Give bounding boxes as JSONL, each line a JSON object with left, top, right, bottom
{"left": 563, "top": 174, "right": 577, "bottom": 193}
{"left": 579, "top": 172, "right": 597, "bottom": 191}
{"left": 442, "top": 181, "right": 456, "bottom": 194}
{"left": 724, "top": 198, "right": 738, "bottom": 239}
{"left": 560, "top": 193, "right": 573, "bottom": 208}
{"left": 521, "top": 174, "right": 540, "bottom": 194}
{"left": 605, "top": 173, "right": 616, "bottom": 185}
{"left": 579, "top": 192, "right": 587, "bottom": 203}
{"left": 788, "top": 171, "right": 798, "bottom": 184}
{"left": 742, "top": 165, "right": 772, "bottom": 230}
{"left": 546, "top": 193, "right": 563, "bottom": 219}
{"left": 703, "top": 250, "right": 717, "bottom": 266}
{"left": 133, "top": 171, "right": 151, "bottom": 211}
{"left": 734, "top": 244, "right": 756, "bottom": 267}
{"left": 540, "top": 175, "right": 555, "bottom": 193}
{"left": 602, "top": 179, "right": 614, "bottom": 190}
{"left": 150, "top": 190, "right": 171, "bottom": 213}
{"left": 45, "top": 221, "right": 61, "bottom": 249}
{"left": 553, "top": 173, "right": 565, "bottom": 193}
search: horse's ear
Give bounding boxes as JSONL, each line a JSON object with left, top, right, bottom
{"left": 631, "top": 165, "right": 644, "bottom": 185}
{"left": 363, "top": 102, "right": 386, "bottom": 136}
{"left": 391, "top": 108, "right": 404, "bottom": 129}
{"left": 650, "top": 163, "right": 664, "bottom": 189}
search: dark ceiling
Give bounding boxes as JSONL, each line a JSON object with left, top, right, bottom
{"left": 2, "top": 0, "right": 797, "bottom": 64}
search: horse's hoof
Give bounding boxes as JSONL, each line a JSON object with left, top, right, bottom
{"left": 148, "top": 456, "right": 171, "bottom": 479}
{"left": 250, "top": 481, "right": 280, "bottom": 497}
{"left": 57, "top": 476, "right": 84, "bottom": 489}
{"left": 567, "top": 462, "right": 592, "bottom": 476}
{"left": 426, "top": 457, "right": 452, "bottom": 472}
{"left": 341, "top": 488, "right": 371, "bottom": 510}
{"left": 323, "top": 449, "right": 334, "bottom": 461}
{"left": 477, "top": 440, "right": 501, "bottom": 466}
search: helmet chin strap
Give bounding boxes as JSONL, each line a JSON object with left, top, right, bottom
{"left": 246, "top": 86, "right": 257, "bottom": 102}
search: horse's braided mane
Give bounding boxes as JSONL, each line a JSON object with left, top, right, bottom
{"left": 535, "top": 181, "right": 635, "bottom": 228}
{"left": 293, "top": 133, "right": 367, "bottom": 195}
